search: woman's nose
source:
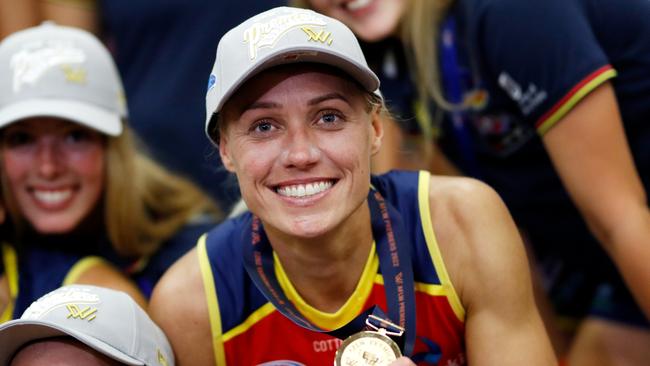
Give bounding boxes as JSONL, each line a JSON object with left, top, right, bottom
{"left": 281, "top": 128, "right": 321, "bottom": 169}
{"left": 36, "top": 140, "right": 63, "bottom": 178}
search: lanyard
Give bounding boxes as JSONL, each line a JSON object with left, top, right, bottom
{"left": 440, "top": 16, "right": 482, "bottom": 178}
{"left": 242, "top": 189, "right": 417, "bottom": 356}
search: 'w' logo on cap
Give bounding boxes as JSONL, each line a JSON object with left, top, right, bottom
{"left": 157, "top": 349, "right": 169, "bottom": 366}
{"left": 66, "top": 304, "right": 97, "bottom": 321}
{"left": 301, "top": 27, "right": 333, "bottom": 45}
{"left": 61, "top": 65, "right": 87, "bottom": 84}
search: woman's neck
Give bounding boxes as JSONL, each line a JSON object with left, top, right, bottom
{"left": 264, "top": 203, "right": 374, "bottom": 313}
{"left": 16, "top": 206, "right": 105, "bottom": 253}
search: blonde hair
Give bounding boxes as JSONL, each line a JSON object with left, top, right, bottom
{"left": 401, "top": 0, "right": 456, "bottom": 111}
{"left": 104, "top": 127, "right": 220, "bottom": 256}
{"left": 1, "top": 124, "right": 221, "bottom": 257}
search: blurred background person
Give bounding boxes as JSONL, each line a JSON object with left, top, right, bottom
{"left": 1, "top": 0, "right": 288, "bottom": 212}
{"left": 0, "top": 22, "right": 221, "bottom": 321}
{"left": 292, "top": 0, "right": 650, "bottom": 364}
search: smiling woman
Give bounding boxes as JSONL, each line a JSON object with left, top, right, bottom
{"left": 2, "top": 117, "right": 106, "bottom": 234}
{"left": 218, "top": 64, "right": 382, "bottom": 239}
{"left": 149, "top": 7, "right": 556, "bottom": 366}
{"left": 0, "top": 22, "right": 222, "bottom": 322}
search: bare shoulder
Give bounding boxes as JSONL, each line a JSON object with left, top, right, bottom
{"left": 426, "top": 175, "right": 524, "bottom": 306}
{"left": 428, "top": 175, "right": 508, "bottom": 221}
{"left": 150, "top": 247, "right": 214, "bottom": 366}
{"left": 427, "top": 175, "right": 514, "bottom": 247}
{"left": 72, "top": 258, "right": 147, "bottom": 308}
{"left": 150, "top": 246, "right": 205, "bottom": 311}
{"left": 149, "top": 246, "right": 206, "bottom": 323}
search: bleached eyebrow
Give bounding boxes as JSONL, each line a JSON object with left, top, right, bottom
{"left": 307, "top": 92, "right": 350, "bottom": 106}
{"left": 240, "top": 92, "right": 351, "bottom": 115}
{"left": 242, "top": 101, "right": 281, "bottom": 112}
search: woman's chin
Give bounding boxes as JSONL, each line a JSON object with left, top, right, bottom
{"left": 31, "top": 218, "right": 79, "bottom": 235}
{"left": 283, "top": 218, "right": 331, "bottom": 239}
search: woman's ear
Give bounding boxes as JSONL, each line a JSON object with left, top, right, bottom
{"left": 219, "top": 135, "right": 236, "bottom": 173}
{"left": 370, "top": 109, "right": 385, "bottom": 156}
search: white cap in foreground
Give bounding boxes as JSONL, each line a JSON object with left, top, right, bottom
{"left": 0, "top": 285, "right": 173, "bottom": 366}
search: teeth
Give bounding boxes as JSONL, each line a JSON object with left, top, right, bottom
{"left": 277, "top": 181, "right": 333, "bottom": 198}
{"left": 33, "top": 190, "right": 72, "bottom": 204}
{"left": 347, "top": 0, "right": 371, "bottom": 11}
{"left": 306, "top": 184, "right": 315, "bottom": 195}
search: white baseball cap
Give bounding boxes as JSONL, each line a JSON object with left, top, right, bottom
{"left": 204, "top": 6, "right": 381, "bottom": 146}
{"left": 0, "top": 22, "right": 126, "bottom": 136}
{"left": 0, "top": 285, "right": 173, "bottom": 366}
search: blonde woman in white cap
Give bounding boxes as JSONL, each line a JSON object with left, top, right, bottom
{"left": 150, "top": 6, "right": 555, "bottom": 366}
{"left": 0, "top": 284, "right": 174, "bottom": 365}
{"left": 0, "top": 23, "right": 222, "bottom": 322}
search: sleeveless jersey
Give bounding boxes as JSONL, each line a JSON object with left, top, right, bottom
{"left": 0, "top": 217, "right": 214, "bottom": 323}
{"left": 199, "top": 170, "right": 466, "bottom": 365}
{"left": 1, "top": 243, "right": 106, "bottom": 322}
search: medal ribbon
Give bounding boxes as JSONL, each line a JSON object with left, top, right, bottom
{"left": 242, "top": 189, "right": 417, "bottom": 356}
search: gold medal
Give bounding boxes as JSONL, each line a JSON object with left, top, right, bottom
{"left": 334, "top": 315, "right": 403, "bottom": 366}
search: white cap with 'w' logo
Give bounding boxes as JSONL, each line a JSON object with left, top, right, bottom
{"left": 204, "top": 6, "right": 382, "bottom": 146}
{"left": 0, "top": 285, "right": 173, "bottom": 366}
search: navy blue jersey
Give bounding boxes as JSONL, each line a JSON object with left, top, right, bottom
{"left": 1, "top": 243, "right": 105, "bottom": 321}
{"left": 0, "top": 218, "right": 213, "bottom": 321}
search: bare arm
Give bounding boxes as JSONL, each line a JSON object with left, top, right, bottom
{"left": 39, "top": 0, "right": 99, "bottom": 34}
{"left": 542, "top": 82, "right": 650, "bottom": 319}
{"left": 430, "top": 177, "right": 556, "bottom": 365}
{"left": 149, "top": 247, "right": 215, "bottom": 366}
{"left": 0, "top": 0, "right": 39, "bottom": 38}
{"left": 71, "top": 258, "right": 147, "bottom": 308}
{"left": 0, "top": 0, "right": 99, "bottom": 38}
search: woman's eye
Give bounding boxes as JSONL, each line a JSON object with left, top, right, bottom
{"left": 317, "top": 110, "right": 344, "bottom": 127}
{"left": 65, "top": 129, "right": 92, "bottom": 143}
{"left": 252, "top": 121, "right": 276, "bottom": 134}
{"left": 3, "top": 131, "right": 33, "bottom": 147}
{"left": 322, "top": 113, "right": 338, "bottom": 123}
